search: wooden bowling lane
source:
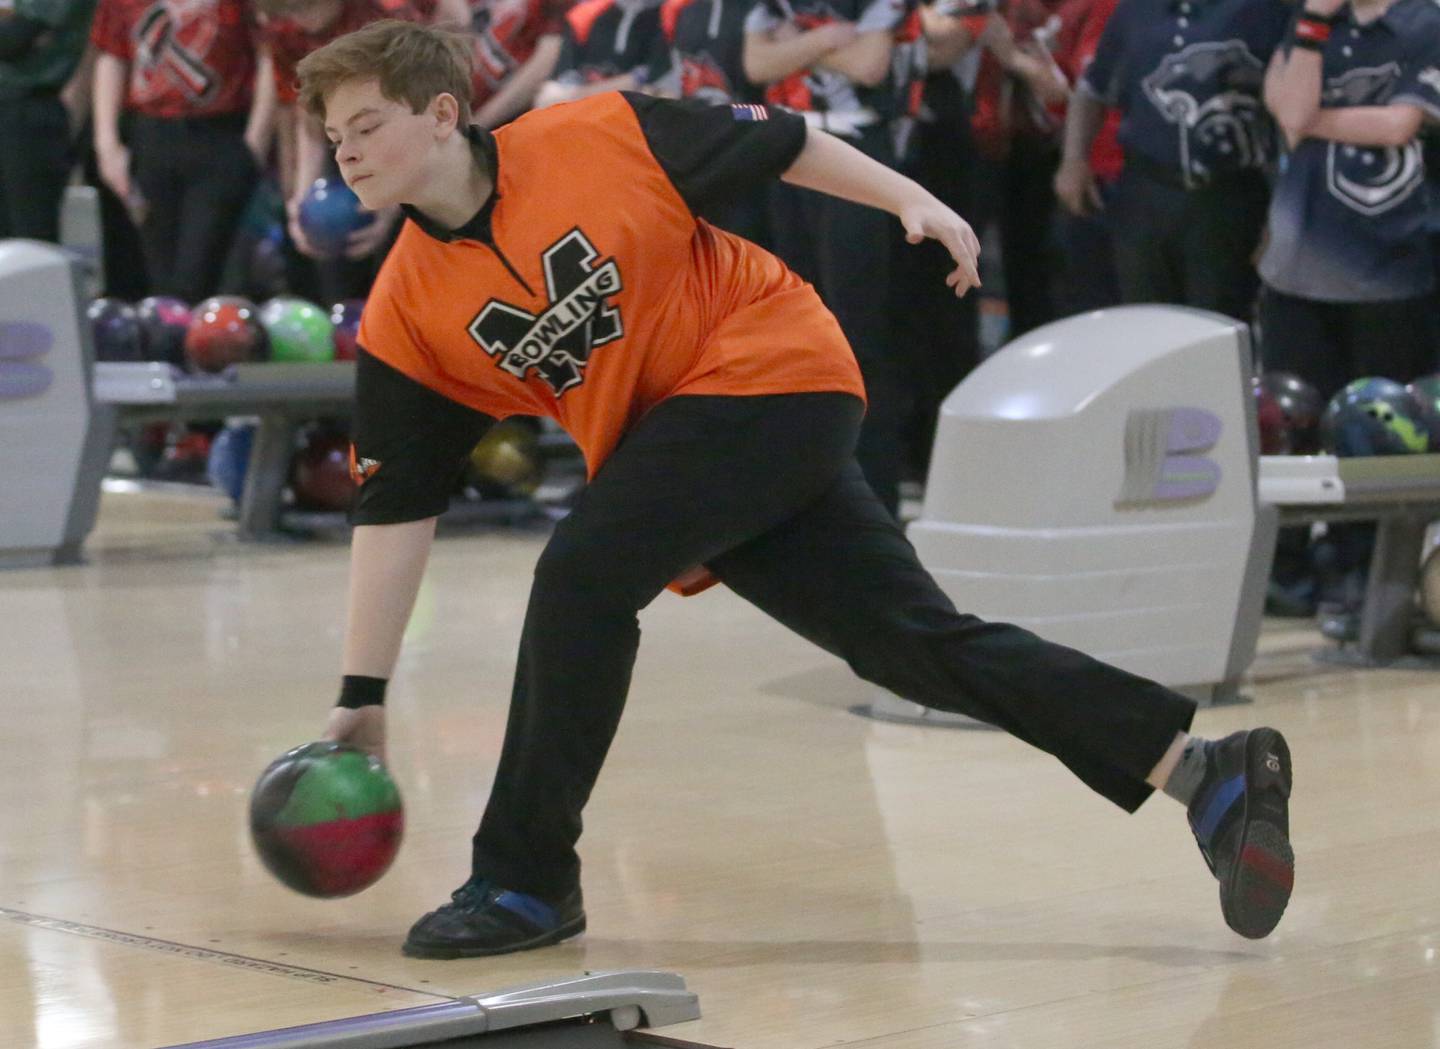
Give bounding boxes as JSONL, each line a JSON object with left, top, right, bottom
{"left": 0, "top": 485, "right": 1437, "bottom": 1047}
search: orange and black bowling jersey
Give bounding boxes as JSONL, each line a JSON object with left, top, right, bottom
{"left": 350, "top": 91, "right": 863, "bottom": 527}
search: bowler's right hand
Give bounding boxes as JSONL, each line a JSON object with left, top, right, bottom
{"left": 324, "top": 704, "right": 387, "bottom": 764}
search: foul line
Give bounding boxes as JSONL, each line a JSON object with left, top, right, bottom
{"left": 0, "top": 907, "right": 455, "bottom": 999}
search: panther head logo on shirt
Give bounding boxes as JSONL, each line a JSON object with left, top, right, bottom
{"left": 1142, "top": 40, "right": 1271, "bottom": 182}
{"left": 467, "top": 229, "right": 624, "bottom": 397}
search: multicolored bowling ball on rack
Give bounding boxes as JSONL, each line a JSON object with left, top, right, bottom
{"left": 135, "top": 296, "right": 192, "bottom": 366}
{"left": 258, "top": 296, "right": 335, "bottom": 364}
{"left": 1406, "top": 374, "right": 1440, "bottom": 451}
{"left": 249, "top": 741, "right": 403, "bottom": 898}
{"left": 184, "top": 296, "right": 267, "bottom": 373}
{"left": 1259, "top": 371, "right": 1324, "bottom": 454}
{"left": 1320, "top": 377, "right": 1431, "bottom": 457}
{"left": 291, "top": 427, "right": 356, "bottom": 511}
{"left": 298, "top": 177, "right": 374, "bottom": 259}
{"left": 329, "top": 299, "right": 364, "bottom": 362}
{"left": 87, "top": 297, "right": 144, "bottom": 362}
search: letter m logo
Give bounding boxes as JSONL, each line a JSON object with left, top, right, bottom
{"left": 468, "top": 229, "right": 624, "bottom": 396}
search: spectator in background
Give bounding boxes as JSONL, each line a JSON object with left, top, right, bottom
{"left": 648, "top": 0, "right": 771, "bottom": 243}
{"left": 1056, "top": 0, "right": 1291, "bottom": 320}
{"left": 468, "top": 0, "right": 571, "bottom": 128}
{"left": 967, "top": 4, "right": 1069, "bottom": 339}
{"left": 0, "top": 0, "right": 95, "bottom": 242}
{"left": 1048, "top": 0, "right": 1120, "bottom": 315}
{"left": 1260, "top": 0, "right": 1440, "bottom": 396}
{"left": 533, "top": 0, "right": 663, "bottom": 108}
{"left": 743, "top": 0, "right": 923, "bottom": 516}
{"left": 91, "top": 0, "right": 275, "bottom": 302}
{"left": 260, "top": 0, "right": 436, "bottom": 300}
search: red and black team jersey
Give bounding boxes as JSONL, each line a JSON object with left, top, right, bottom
{"left": 551, "top": 0, "right": 661, "bottom": 85}
{"left": 653, "top": 0, "right": 752, "bottom": 104}
{"left": 90, "top": 0, "right": 258, "bottom": 117}
{"left": 261, "top": 0, "right": 422, "bottom": 106}
{"left": 351, "top": 92, "right": 863, "bottom": 528}
{"left": 743, "top": 0, "right": 921, "bottom": 120}
{"left": 468, "top": 0, "right": 573, "bottom": 108}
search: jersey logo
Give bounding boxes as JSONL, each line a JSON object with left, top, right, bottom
{"left": 348, "top": 445, "right": 381, "bottom": 485}
{"left": 133, "top": 1, "right": 221, "bottom": 105}
{"left": 1320, "top": 64, "right": 1423, "bottom": 216}
{"left": 1142, "top": 41, "right": 1270, "bottom": 183}
{"left": 468, "top": 229, "right": 624, "bottom": 397}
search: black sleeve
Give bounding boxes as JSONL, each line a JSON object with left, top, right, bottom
{"left": 552, "top": 21, "right": 585, "bottom": 84}
{"left": 620, "top": 91, "right": 808, "bottom": 215}
{"left": 350, "top": 348, "right": 495, "bottom": 526}
{"left": 0, "top": 14, "right": 49, "bottom": 61}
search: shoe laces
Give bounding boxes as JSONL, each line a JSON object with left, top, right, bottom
{"left": 448, "top": 878, "right": 494, "bottom": 911}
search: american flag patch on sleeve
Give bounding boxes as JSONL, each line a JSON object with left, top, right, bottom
{"left": 730, "top": 103, "right": 768, "bottom": 121}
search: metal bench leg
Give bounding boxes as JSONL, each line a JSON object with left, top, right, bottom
{"left": 1356, "top": 513, "right": 1428, "bottom": 662}
{"left": 238, "top": 416, "right": 298, "bottom": 540}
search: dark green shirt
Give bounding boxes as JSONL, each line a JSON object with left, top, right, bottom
{"left": 0, "top": 0, "right": 96, "bottom": 100}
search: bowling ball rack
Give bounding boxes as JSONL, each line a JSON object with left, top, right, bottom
{"left": 91, "top": 361, "right": 575, "bottom": 540}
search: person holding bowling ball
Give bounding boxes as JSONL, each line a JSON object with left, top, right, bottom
{"left": 302, "top": 19, "right": 1297, "bottom": 960}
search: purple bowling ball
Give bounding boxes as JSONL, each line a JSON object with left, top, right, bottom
{"left": 86, "top": 298, "right": 144, "bottom": 362}
{"left": 329, "top": 299, "right": 364, "bottom": 361}
{"left": 298, "top": 178, "right": 375, "bottom": 259}
{"left": 136, "top": 296, "right": 192, "bottom": 366}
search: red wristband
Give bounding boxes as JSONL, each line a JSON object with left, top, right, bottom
{"left": 1294, "top": 17, "right": 1332, "bottom": 44}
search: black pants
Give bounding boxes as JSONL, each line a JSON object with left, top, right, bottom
{"left": 471, "top": 393, "right": 1197, "bottom": 901}
{"left": 0, "top": 94, "right": 72, "bottom": 242}
{"left": 893, "top": 79, "right": 982, "bottom": 481}
{"left": 1258, "top": 286, "right": 1440, "bottom": 399}
{"left": 768, "top": 125, "right": 908, "bottom": 516}
{"left": 972, "top": 136, "right": 1062, "bottom": 339}
{"left": 130, "top": 114, "right": 259, "bottom": 302}
{"left": 1109, "top": 164, "right": 1268, "bottom": 321}
{"left": 1053, "top": 179, "right": 1122, "bottom": 317}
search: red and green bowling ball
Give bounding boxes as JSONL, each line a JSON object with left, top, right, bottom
{"left": 185, "top": 296, "right": 267, "bottom": 373}
{"left": 249, "top": 741, "right": 403, "bottom": 898}
{"left": 259, "top": 296, "right": 335, "bottom": 363}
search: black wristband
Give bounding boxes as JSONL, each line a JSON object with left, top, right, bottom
{"left": 337, "top": 675, "right": 388, "bottom": 708}
{"left": 1291, "top": 35, "right": 1325, "bottom": 52}
{"left": 1298, "top": 8, "right": 1340, "bottom": 23}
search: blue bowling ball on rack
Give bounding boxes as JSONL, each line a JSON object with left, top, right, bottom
{"left": 207, "top": 423, "right": 257, "bottom": 503}
{"left": 298, "top": 178, "right": 375, "bottom": 259}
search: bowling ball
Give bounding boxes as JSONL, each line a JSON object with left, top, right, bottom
{"left": 249, "top": 741, "right": 403, "bottom": 898}
{"left": 1320, "top": 377, "right": 1430, "bottom": 457}
{"left": 185, "top": 296, "right": 267, "bottom": 373}
{"left": 135, "top": 296, "right": 192, "bottom": 366}
{"left": 292, "top": 427, "right": 356, "bottom": 511}
{"left": 469, "top": 418, "right": 544, "bottom": 496}
{"left": 87, "top": 297, "right": 144, "bottom": 362}
{"left": 1252, "top": 379, "right": 1288, "bottom": 455}
{"left": 1406, "top": 374, "right": 1440, "bottom": 451}
{"left": 298, "top": 178, "right": 375, "bottom": 259}
{"left": 329, "top": 299, "right": 364, "bottom": 362}
{"left": 1260, "top": 371, "right": 1324, "bottom": 454}
{"left": 207, "top": 423, "right": 256, "bottom": 503}
{"left": 259, "top": 296, "right": 335, "bottom": 364}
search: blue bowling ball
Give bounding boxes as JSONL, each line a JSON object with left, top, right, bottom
{"left": 298, "top": 178, "right": 375, "bottom": 259}
{"left": 208, "top": 423, "right": 257, "bottom": 503}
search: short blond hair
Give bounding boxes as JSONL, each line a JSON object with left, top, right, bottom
{"left": 297, "top": 19, "right": 473, "bottom": 123}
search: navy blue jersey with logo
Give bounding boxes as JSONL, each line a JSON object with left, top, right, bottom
{"left": 552, "top": 0, "right": 663, "bottom": 83}
{"left": 744, "top": 0, "right": 919, "bottom": 120}
{"left": 652, "top": 0, "right": 756, "bottom": 103}
{"left": 1080, "top": 0, "right": 1291, "bottom": 184}
{"left": 1260, "top": 0, "right": 1440, "bottom": 303}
